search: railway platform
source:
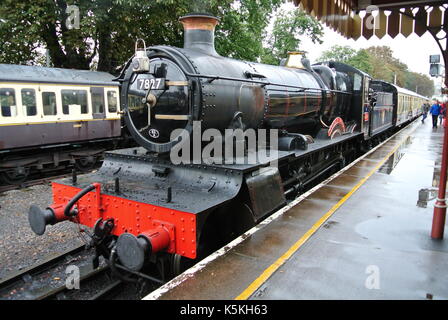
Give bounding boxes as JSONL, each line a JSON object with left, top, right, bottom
{"left": 144, "top": 119, "right": 448, "bottom": 300}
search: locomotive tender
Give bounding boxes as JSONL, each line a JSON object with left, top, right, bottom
{"left": 0, "top": 65, "right": 128, "bottom": 185}
{"left": 28, "top": 13, "right": 425, "bottom": 278}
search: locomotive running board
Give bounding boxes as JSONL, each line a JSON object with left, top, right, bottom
{"left": 52, "top": 132, "right": 362, "bottom": 217}
{"left": 55, "top": 147, "right": 245, "bottom": 215}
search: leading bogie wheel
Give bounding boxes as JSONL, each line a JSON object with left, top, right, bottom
{"left": 0, "top": 167, "right": 30, "bottom": 185}
{"left": 74, "top": 156, "right": 98, "bottom": 172}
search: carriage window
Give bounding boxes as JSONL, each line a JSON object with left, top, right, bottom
{"left": 107, "top": 91, "right": 118, "bottom": 113}
{"left": 42, "top": 92, "right": 57, "bottom": 115}
{"left": 61, "top": 90, "right": 88, "bottom": 114}
{"left": 22, "top": 89, "right": 37, "bottom": 116}
{"left": 91, "top": 88, "right": 104, "bottom": 114}
{"left": 0, "top": 88, "right": 17, "bottom": 117}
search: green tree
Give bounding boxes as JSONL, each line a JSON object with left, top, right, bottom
{"left": 0, "top": 0, "right": 190, "bottom": 71}
{"left": 3, "top": 0, "right": 313, "bottom": 73}
{"left": 366, "top": 46, "right": 415, "bottom": 87}
{"left": 404, "top": 72, "right": 434, "bottom": 97}
{"left": 261, "top": 9, "right": 323, "bottom": 65}
{"left": 346, "top": 49, "right": 373, "bottom": 74}
{"left": 318, "top": 44, "right": 434, "bottom": 96}
{"left": 215, "top": 0, "right": 284, "bottom": 61}
{"left": 319, "top": 45, "right": 357, "bottom": 63}
{"left": 318, "top": 45, "right": 373, "bottom": 74}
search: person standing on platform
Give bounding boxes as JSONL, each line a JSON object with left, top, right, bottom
{"left": 430, "top": 100, "right": 441, "bottom": 128}
{"left": 421, "top": 103, "right": 428, "bottom": 123}
{"left": 439, "top": 101, "right": 446, "bottom": 126}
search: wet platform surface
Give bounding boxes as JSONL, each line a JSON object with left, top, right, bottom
{"left": 145, "top": 120, "right": 448, "bottom": 300}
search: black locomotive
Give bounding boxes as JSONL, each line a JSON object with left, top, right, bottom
{"left": 28, "top": 13, "right": 424, "bottom": 280}
{"left": 122, "top": 14, "right": 356, "bottom": 154}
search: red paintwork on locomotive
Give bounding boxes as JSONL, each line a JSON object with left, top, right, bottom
{"left": 51, "top": 182, "right": 198, "bottom": 259}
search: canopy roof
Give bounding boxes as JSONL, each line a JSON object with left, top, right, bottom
{"left": 293, "top": 0, "right": 447, "bottom": 40}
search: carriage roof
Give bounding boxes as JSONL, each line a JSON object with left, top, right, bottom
{"left": 0, "top": 64, "right": 118, "bottom": 86}
{"left": 372, "top": 79, "right": 428, "bottom": 100}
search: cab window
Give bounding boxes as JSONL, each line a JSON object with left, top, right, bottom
{"left": 0, "top": 88, "right": 17, "bottom": 117}
{"left": 353, "top": 74, "right": 362, "bottom": 91}
{"left": 42, "top": 92, "right": 57, "bottom": 116}
{"left": 107, "top": 91, "right": 118, "bottom": 113}
{"left": 22, "top": 89, "right": 37, "bottom": 116}
{"left": 61, "top": 90, "right": 88, "bottom": 114}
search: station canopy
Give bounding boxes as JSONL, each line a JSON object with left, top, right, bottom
{"left": 292, "top": 1, "right": 447, "bottom": 41}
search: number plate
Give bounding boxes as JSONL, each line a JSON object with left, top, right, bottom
{"left": 137, "top": 78, "right": 165, "bottom": 91}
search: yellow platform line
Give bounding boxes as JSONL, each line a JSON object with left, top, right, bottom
{"left": 235, "top": 130, "right": 414, "bottom": 300}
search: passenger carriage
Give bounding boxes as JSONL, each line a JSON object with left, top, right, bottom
{"left": 0, "top": 64, "right": 122, "bottom": 184}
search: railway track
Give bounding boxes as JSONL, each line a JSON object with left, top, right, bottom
{"left": 0, "top": 244, "right": 86, "bottom": 299}
{"left": 0, "top": 173, "right": 72, "bottom": 194}
{"left": 0, "top": 167, "right": 166, "bottom": 300}
{"left": 44, "top": 265, "right": 119, "bottom": 300}
{"left": 0, "top": 243, "right": 164, "bottom": 300}
{"left": 0, "top": 244, "right": 123, "bottom": 300}
{"left": 0, "top": 162, "right": 103, "bottom": 194}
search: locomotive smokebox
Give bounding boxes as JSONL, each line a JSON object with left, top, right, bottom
{"left": 179, "top": 13, "right": 220, "bottom": 56}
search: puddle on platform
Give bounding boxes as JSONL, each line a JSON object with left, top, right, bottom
{"left": 378, "top": 136, "right": 413, "bottom": 175}
{"left": 416, "top": 159, "right": 445, "bottom": 208}
{"left": 431, "top": 160, "right": 442, "bottom": 188}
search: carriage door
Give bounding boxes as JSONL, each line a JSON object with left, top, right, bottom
{"left": 91, "top": 87, "right": 105, "bottom": 119}
{"left": 362, "top": 76, "right": 371, "bottom": 138}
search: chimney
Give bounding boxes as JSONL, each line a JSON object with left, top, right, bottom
{"left": 285, "top": 51, "right": 307, "bottom": 69}
{"left": 179, "top": 13, "right": 220, "bottom": 56}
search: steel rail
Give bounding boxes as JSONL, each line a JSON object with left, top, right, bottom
{"left": 0, "top": 173, "right": 72, "bottom": 193}
{"left": 0, "top": 245, "right": 86, "bottom": 289}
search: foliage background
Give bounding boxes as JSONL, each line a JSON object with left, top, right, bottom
{"left": 319, "top": 45, "right": 435, "bottom": 97}
{"left": 0, "top": 0, "right": 322, "bottom": 73}
{"left": 0, "top": 0, "right": 434, "bottom": 96}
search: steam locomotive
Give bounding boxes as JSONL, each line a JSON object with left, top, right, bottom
{"left": 28, "top": 14, "right": 426, "bottom": 279}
